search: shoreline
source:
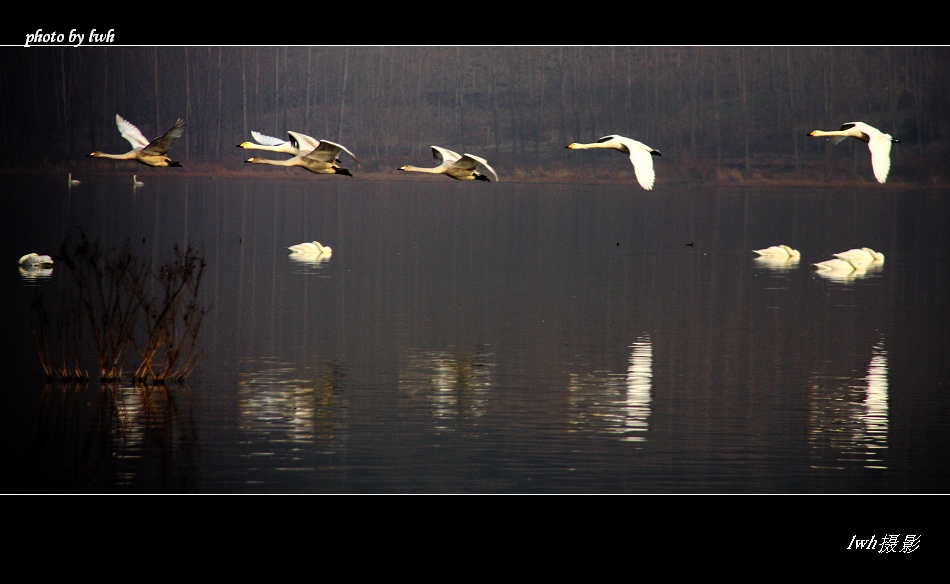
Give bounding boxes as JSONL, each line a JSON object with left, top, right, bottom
{"left": 3, "top": 161, "right": 947, "bottom": 190}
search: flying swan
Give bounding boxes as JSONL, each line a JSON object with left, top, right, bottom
{"left": 245, "top": 138, "right": 357, "bottom": 176}
{"left": 808, "top": 122, "right": 899, "bottom": 184}
{"left": 566, "top": 134, "right": 662, "bottom": 190}
{"left": 238, "top": 131, "right": 359, "bottom": 163}
{"left": 398, "top": 146, "right": 498, "bottom": 182}
{"left": 89, "top": 114, "right": 187, "bottom": 167}
{"left": 288, "top": 241, "right": 332, "bottom": 255}
{"left": 237, "top": 131, "right": 302, "bottom": 156}
{"left": 752, "top": 245, "right": 801, "bottom": 258}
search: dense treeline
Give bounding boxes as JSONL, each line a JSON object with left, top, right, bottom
{"left": 1, "top": 46, "right": 948, "bottom": 182}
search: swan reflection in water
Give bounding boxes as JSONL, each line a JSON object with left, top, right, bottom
{"left": 567, "top": 335, "right": 653, "bottom": 442}
{"left": 287, "top": 252, "right": 332, "bottom": 267}
{"left": 397, "top": 347, "right": 494, "bottom": 431}
{"left": 32, "top": 382, "right": 198, "bottom": 490}
{"left": 752, "top": 254, "right": 801, "bottom": 272}
{"left": 807, "top": 341, "right": 889, "bottom": 470}
{"left": 237, "top": 358, "right": 348, "bottom": 455}
{"left": 19, "top": 265, "right": 53, "bottom": 281}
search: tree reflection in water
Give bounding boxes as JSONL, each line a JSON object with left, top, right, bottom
{"left": 30, "top": 229, "right": 208, "bottom": 385}
{"left": 32, "top": 381, "right": 198, "bottom": 492}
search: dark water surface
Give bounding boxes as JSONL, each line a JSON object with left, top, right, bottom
{"left": 3, "top": 174, "right": 948, "bottom": 493}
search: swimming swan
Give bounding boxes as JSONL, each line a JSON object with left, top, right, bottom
{"left": 398, "top": 146, "right": 499, "bottom": 182}
{"left": 814, "top": 256, "right": 867, "bottom": 272}
{"left": 245, "top": 139, "right": 356, "bottom": 176}
{"left": 68, "top": 173, "right": 80, "bottom": 186}
{"left": 753, "top": 245, "right": 801, "bottom": 258}
{"left": 19, "top": 253, "right": 53, "bottom": 268}
{"left": 566, "top": 134, "right": 661, "bottom": 190}
{"left": 288, "top": 241, "right": 332, "bottom": 255}
{"left": 89, "top": 114, "right": 187, "bottom": 167}
{"left": 808, "top": 122, "right": 899, "bottom": 184}
{"left": 834, "top": 247, "right": 885, "bottom": 264}
{"left": 133, "top": 175, "right": 144, "bottom": 187}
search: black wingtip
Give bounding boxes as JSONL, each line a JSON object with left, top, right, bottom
{"left": 651, "top": 150, "right": 662, "bottom": 156}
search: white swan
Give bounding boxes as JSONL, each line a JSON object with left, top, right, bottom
{"left": 566, "top": 134, "right": 661, "bottom": 190}
{"left": 237, "top": 131, "right": 301, "bottom": 156}
{"left": 133, "top": 175, "right": 144, "bottom": 188}
{"left": 753, "top": 245, "right": 801, "bottom": 258}
{"left": 245, "top": 139, "right": 356, "bottom": 176}
{"left": 19, "top": 252, "right": 53, "bottom": 268}
{"left": 398, "top": 146, "right": 499, "bottom": 182}
{"left": 814, "top": 256, "right": 867, "bottom": 272}
{"left": 834, "top": 247, "right": 885, "bottom": 264}
{"left": 288, "top": 241, "right": 332, "bottom": 255}
{"left": 238, "top": 131, "right": 359, "bottom": 164}
{"left": 68, "top": 173, "right": 80, "bottom": 186}
{"left": 89, "top": 114, "right": 187, "bottom": 167}
{"left": 808, "top": 122, "right": 899, "bottom": 184}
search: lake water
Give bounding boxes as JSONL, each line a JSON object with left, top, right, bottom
{"left": 2, "top": 174, "right": 948, "bottom": 494}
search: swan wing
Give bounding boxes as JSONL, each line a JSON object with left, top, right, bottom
{"left": 753, "top": 246, "right": 786, "bottom": 256}
{"left": 458, "top": 153, "right": 498, "bottom": 182}
{"left": 836, "top": 248, "right": 872, "bottom": 261}
{"left": 628, "top": 148, "right": 656, "bottom": 190}
{"left": 115, "top": 114, "right": 151, "bottom": 150}
{"left": 251, "top": 131, "right": 290, "bottom": 147}
{"left": 289, "top": 242, "right": 318, "bottom": 253}
{"left": 287, "top": 131, "right": 321, "bottom": 154}
{"left": 431, "top": 146, "right": 462, "bottom": 166}
{"left": 316, "top": 139, "right": 359, "bottom": 164}
{"left": 867, "top": 133, "right": 893, "bottom": 183}
{"left": 141, "top": 118, "right": 186, "bottom": 155}
{"left": 301, "top": 140, "right": 354, "bottom": 164}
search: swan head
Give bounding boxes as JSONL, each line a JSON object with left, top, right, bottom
{"left": 862, "top": 248, "right": 885, "bottom": 261}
